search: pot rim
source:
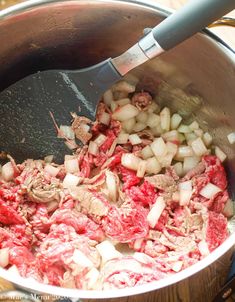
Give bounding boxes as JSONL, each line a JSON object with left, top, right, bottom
{"left": 0, "top": 0, "right": 234, "bottom": 299}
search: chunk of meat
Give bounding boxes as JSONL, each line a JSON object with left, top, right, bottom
{"left": 126, "top": 181, "right": 157, "bottom": 206}
{"left": 71, "top": 113, "right": 92, "bottom": 144}
{"left": 131, "top": 92, "right": 152, "bottom": 110}
{"left": 0, "top": 198, "right": 24, "bottom": 224}
{"left": 145, "top": 174, "right": 176, "bottom": 191}
{"left": 182, "top": 162, "right": 206, "bottom": 181}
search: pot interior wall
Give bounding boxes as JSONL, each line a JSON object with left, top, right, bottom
{"left": 0, "top": 0, "right": 235, "bottom": 197}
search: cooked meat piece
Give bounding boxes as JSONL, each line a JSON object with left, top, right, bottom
{"left": 131, "top": 92, "right": 152, "bottom": 110}
{"left": 71, "top": 113, "right": 92, "bottom": 144}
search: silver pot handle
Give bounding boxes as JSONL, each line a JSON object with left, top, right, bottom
{"left": 0, "top": 290, "right": 81, "bottom": 302}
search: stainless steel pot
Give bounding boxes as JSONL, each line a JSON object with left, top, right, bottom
{"left": 0, "top": 0, "right": 235, "bottom": 301}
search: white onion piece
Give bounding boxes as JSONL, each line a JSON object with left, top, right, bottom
{"left": 122, "top": 118, "right": 136, "bottom": 133}
{"left": 174, "top": 162, "right": 183, "bottom": 177}
{"left": 133, "top": 238, "right": 144, "bottom": 251}
{"left": 112, "top": 80, "right": 135, "bottom": 93}
{"left": 178, "top": 133, "right": 186, "bottom": 143}
{"left": 133, "top": 252, "right": 155, "bottom": 265}
{"left": 171, "top": 113, "right": 182, "bottom": 130}
{"left": 160, "top": 107, "right": 170, "bottom": 131}
{"left": 146, "top": 157, "right": 161, "bottom": 174}
{"left": 137, "top": 160, "right": 147, "bottom": 178}
{"left": 106, "top": 170, "right": 117, "bottom": 202}
{"left": 63, "top": 173, "right": 81, "bottom": 188}
{"left": 227, "top": 132, "right": 235, "bottom": 144}
{"left": 73, "top": 250, "right": 94, "bottom": 268}
{"left": 151, "top": 137, "right": 167, "bottom": 157}
{"left": 110, "top": 100, "right": 118, "bottom": 112}
{"left": 99, "top": 112, "right": 110, "bottom": 125}
{"left": 191, "top": 137, "right": 207, "bottom": 156}
{"left": 194, "top": 129, "right": 204, "bottom": 137}
{"left": 136, "top": 111, "right": 148, "bottom": 123}
{"left": 133, "top": 122, "right": 146, "bottom": 132}
{"left": 44, "top": 165, "right": 60, "bottom": 177}
{"left": 202, "top": 132, "right": 213, "bottom": 147}
{"left": 117, "top": 133, "right": 129, "bottom": 144}
{"left": 113, "top": 104, "right": 139, "bottom": 122}
{"left": 59, "top": 125, "right": 75, "bottom": 140}
{"left": 157, "top": 153, "right": 174, "bottom": 168}
{"left": 183, "top": 156, "right": 200, "bottom": 174}
{"left": 94, "top": 134, "right": 107, "bottom": 147}
{"left": 116, "top": 98, "right": 130, "bottom": 106}
{"left": 146, "top": 113, "right": 160, "bottom": 128}
{"left": 179, "top": 189, "right": 192, "bottom": 206}
{"left": 121, "top": 153, "right": 141, "bottom": 171}
{"left": 215, "top": 146, "right": 227, "bottom": 162}
{"left": 176, "top": 146, "right": 194, "bottom": 158}
{"left": 0, "top": 248, "right": 9, "bottom": 267}
{"left": 96, "top": 240, "right": 122, "bottom": 264}
{"left": 1, "top": 162, "right": 14, "bottom": 182}
{"left": 147, "top": 196, "right": 166, "bottom": 228}
{"left": 162, "top": 130, "right": 179, "bottom": 143}
{"left": 88, "top": 141, "right": 99, "bottom": 156}
{"left": 150, "top": 123, "right": 164, "bottom": 136}
{"left": 179, "top": 180, "right": 192, "bottom": 191}
{"left": 129, "top": 134, "right": 142, "bottom": 145}
{"left": 200, "top": 182, "right": 221, "bottom": 199}
{"left": 198, "top": 240, "right": 210, "bottom": 257}
{"left": 178, "top": 124, "right": 191, "bottom": 134}
{"left": 64, "top": 158, "right": 79, "bottom": 174}
{"left": 185, "top": 132, "right": 197, "bottom": 145}
{"left": 166, "top": 142, "right": 178, "bottom": 156}
{"left": 103, "top": 89, "right": 114, "bottom": 106}
{"left": 147, "top": 102, "right": 160, "bottom": 114}
{"left": 189, "top": 121, "right": 199, "bottom": 131}
{"left": 141, "top": 145, "right": 154, "bottom": 159}
{"left": 85, "top": 268, "right": 100, "bottom": 290}
{"left": 44, "top": 155, "right": 54, "bottom": 163}
{"left": 172, "top": 261, "right": 183, "bottom": 272}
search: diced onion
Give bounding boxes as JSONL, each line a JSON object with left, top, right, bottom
{"left": 178, "top": 124, "right": 191, "bottom": 134}
{"left": 88, "top": 141, "right": 99, "bottom": 156}
{"left": 185, "top": 132, "right": 197, "bottom": 145}
{"left": 198, "top": 240, "right": 210, "bottom": 257}
{"left": 137, "top": 160, "right": 147, "bottom": 178}
{"left": 110, "top": 100, "right": 118, "bottom": 112}
{"left": 172, "top": 261, "right": 183, "bottom": 272}
{"left": 194, "top": 129, "right": 204, "bottom": 137}
{"left": 191, "top": 137, "right": 207, "bottom": 156}
{"left": 179, "top": 180, "right": 192, "bottom": 191}
{"left": 162, "top": 130, "right": 179, "bottom": 143}
{"left": 147, "top": 102, "right": 160, "bottom": 114}
{"left": 215, "top": 146, "right": 227, "bottom": 162}
{"left": 189, "top": 121, "right": 199, "bottom": 131}
{"left": 160, "top": 107, "right": 170, "bottom": 131}
{"left": 129, "top": 134, "right": 142, "bottom": 145}
{"left": 59, "top": 125, "right": 75, "bottom": 140}
{"left": 171, "top": 113, "right": 182, "bottom": 130}
{"left": 157, "top": 153, "right": 174, "bottom": 168}
{"left": 202, "top": 132, "right": 213, "bottom": 147}
{"left": 133, "top": 238, "right": 144, "bottom": 251}
{"left": 44, "top": 155, "right": 54, "bottom": 163}
{"left": 117, "top": 133, "right": 129, "bottom": 144}
{"left": 141, "top": 145, "right": 154, "bottom": 159}
{"left": 103, "top": 89, "right": 114, "bottom": 105}
{"left": 133, "top": 122, "right": 146, "bottom": 132}
{"left": 178, "top": 133, "right": 186, "bottom": 143}
{"left": 121, "top": 153, "right": 141, "bottom": 171}
{"left": 63, "top": 173, "right": 81, "bottom": 188}
{"left": 147, "top": 196, "right": 166, "bottom": 228}
{"left": 151, "top": 137, "right": 167, "bottom": 157}
{"left": 116, "top": 98, "right": 131, "bottom": 106}
{"left": 166, "top": 142, "right": 178, "bottom": 156}
{"left": 44, "top": 164, "right": 60, "bottom": 177}
{"left": 176, "top": 146, "right": 194, "bottom": 158}
{"left": 183, "top": 156, "right": 200, "bottom": 174}
{"left": 199, "top": 182, "right": 221, "bottom": 199}
{"left": 64, "top": 158, "right": 79, "bottom": 174}
{"left": 150, "top": 123, "right": 164, "bottom": 136}
{"left": 146, "top": 113, "right": 160, "bottom": 128}
{"left": 0, "top": 248, "right": 9, "bottom": 268}
{"left": 96, "top": 241, "right": 122, "bottom": 264}
{"left": 106, "top": 170, "right": 117, "bottom": 202}
{"left": 72, "top": 250, "right": 94, "bottom": 268}
{"left": 114, "top": 90, "right": 129, "bottom": 100}
{"left": 94, "top": 134, "right": 107, "bottom": 147}
{"left": 136, "top": 111, "right": 148, "bottom": 123}
{"left": 146, "top": 157, "right": 161, "bottom": 174}
{"left": 99, "top": 112, "right": 110, "bottom": 125}
{"left": 133, "top": 252, "right": 155, "bottom": 265}
{"left": 85, "top": 268, "right": 100, "bottom": 290}
{"left": 227, "top": 132, "right": 235, "bottom": 144}
{"left": 122, "top": 118, "right": 136, "bottom": 133}
{"left": 173, "top": 162, "right": 183, "bottom": 177}
{"left": 112, "top": 80, "right": 135, "bottom": 93}
{"left": 113, "top": 104, "right": 139, "bottom": 122}
{"left": 179, "top": 190, "right": 192, "bottom": 206}
{"left": 1, "top": 162, "right": 14, "bottom": 182}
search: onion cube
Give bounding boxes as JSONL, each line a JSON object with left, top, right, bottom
{"left": 146, "top": 113, "right": 160, "bottom": 128}
{"left": 141, "top": 145, "right": 154, "bottom": 159}
{"left": 136, "top": 111, "right": 148, "bottom": 123}
{"left": 121, "top": 153, "right": 141, "bottom": 171}
{"left": 200, "top": 182, "right": 221, "bottom": 199}
{"left": 133, "top": 122, "right": 146, "bottom": 132}
{"left": 160, "top": 107, "right": 170, "bottom": 131}
{"left": 146, "top": 157, "right": 161, "bottom": 174}
{"left": 121, "top": 118, "right": 136, "bottom": 133}
{"left": 63, "top": 173, "right": 81, "bottom": 188}
{"left": 88, "top": 141, "right": 99, "bottom": 156}
{"left": 117, "top": 133, "right": 129, "bottom": 144}
{"left": 113, "top": 104, "right": 139, "bottom": 121}
{"left": 1, "top": 162, "right": 14, "bottom": 182}
{"left": 96, "top": 241, "right": 122, "bottom": 264}
{"left": 191, "top": 137, "right": 207, "bottom": 156}
{"left": 215, "top": 146, "right": 227, "bottom": 162}
{"left": 171, "top": 113, "right": 182, "bottom": 130}
{"left": 202, "top": 132, "right": 213, "bottom": 147}
{"left": 73, "top": 250, "right": 94, "bottom": 268}
{"left": 151, "top": 137, "right": 167, "bottom": 157}
{"left": 99, "top": 112, "right": 110, "bottom": 125}
{"left": 183, "top": 156, "right": 200, "bottom": 174}
{"left": 147, "top": 196, "right": 166, "bottom": 228}
{"left": 129, "top": 134, "right": 142, "bottom": 145}
{"left": 227, "top": 132, "right": 235, "bottom": 144}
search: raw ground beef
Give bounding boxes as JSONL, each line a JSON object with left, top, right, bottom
{"left": 0, "top": 86, "right": 230, "bottom": 291}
